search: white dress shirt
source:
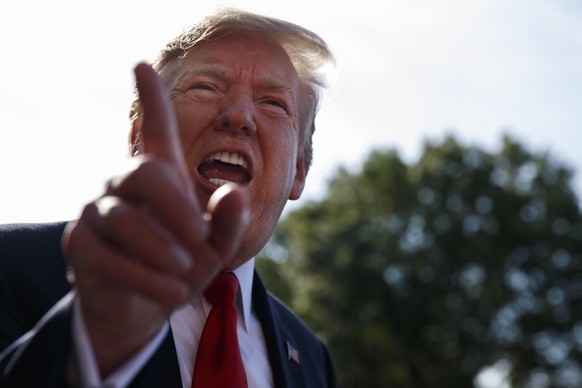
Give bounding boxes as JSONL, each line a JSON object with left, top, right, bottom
{"left": 73, "top": 258, "right": 273, "bottom": 388}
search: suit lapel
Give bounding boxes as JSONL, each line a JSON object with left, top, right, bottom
{"left": 128, "top": 326, "right": 182, "bottom": 388}
{"left": 252, "top": 271, "right": 305, "bottom": 388}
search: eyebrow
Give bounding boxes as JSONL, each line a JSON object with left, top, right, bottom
{"left": 174, "top": 64, "right": 229, "bottom": 87}
{"left": 175, "top": 64, "right": 294, "bottom": 97}
{"left": 259, "top": 73, "right": 295, "bottom": 97}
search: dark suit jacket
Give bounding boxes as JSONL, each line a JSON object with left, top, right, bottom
{"left": 0, "top": 222, "right": 337, "bottom": 387}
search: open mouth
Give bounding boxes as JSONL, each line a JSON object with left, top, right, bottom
{"left": 198, "top": 151, "right": 251, "bottom": 187}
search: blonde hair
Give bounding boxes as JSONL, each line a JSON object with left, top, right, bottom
{"left": 129, "top": 7, "right": 335, "bottom": 167}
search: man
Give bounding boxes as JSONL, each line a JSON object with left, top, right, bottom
{"left": 0, "top": 7, "right": 337, "bottom": 387}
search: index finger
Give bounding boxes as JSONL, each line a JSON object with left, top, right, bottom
{"left": 134, "top": 63, "right": 192, "bottom": 192}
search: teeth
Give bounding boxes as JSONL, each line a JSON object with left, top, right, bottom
{"left": 210, "top": 152, "right": 248, "bottom": 168}
{"left": 209, "top": 178, "right": 234, "bottom": 187}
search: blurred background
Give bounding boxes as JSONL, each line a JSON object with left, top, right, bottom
{"left": 1, "top": 0, "right": 581, "bottom": 386}
{"left": 1, "top": 0, "right": 580, "bottom": 222}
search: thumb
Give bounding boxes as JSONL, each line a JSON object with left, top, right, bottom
{"left": 206, "top": 184, "right": 249, "bottom": 261}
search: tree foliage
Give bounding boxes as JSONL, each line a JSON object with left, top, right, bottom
{"left": 256, "top": 134, "right": 582, "bottom": 387}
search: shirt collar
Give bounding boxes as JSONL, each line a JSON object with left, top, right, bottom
{"left": 199, "top": 258, "right": 255, "bottom": 333}
{"left": 232, "top": 257, "right": 255, "bottom": 332}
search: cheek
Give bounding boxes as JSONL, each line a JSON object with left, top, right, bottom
{"left": 265, "top": 135, "right": 300, "bottom": 194}
{"left": 262, "top": 125, "right": 297, "bottom": 163}
{"left": 174, "top": 102, "right": 216, "bottom": 142}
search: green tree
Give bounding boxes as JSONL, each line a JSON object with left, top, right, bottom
{"left": 256, "top": 134, "right": 582, "bottom": 387}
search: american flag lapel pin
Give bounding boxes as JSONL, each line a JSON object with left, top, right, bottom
{"left": 286, "top": 341, "right": 300, "bottom": 365}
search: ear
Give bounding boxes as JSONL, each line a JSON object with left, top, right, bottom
{"left": 130, "top": 115, "right": 144, "bottom": 156}
{"left": 289, "top": 156, "right": 308, "bottom": 200}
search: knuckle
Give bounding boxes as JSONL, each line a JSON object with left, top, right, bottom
{"left": 91, "top": 196, "right": 138, "bottom": 238}
{"left": 106, "top": 204, "right": 138, "bottom": 235}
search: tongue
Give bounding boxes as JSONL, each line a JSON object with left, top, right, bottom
{"left": 198, "top": 161, "right": 250, "bottom": 184}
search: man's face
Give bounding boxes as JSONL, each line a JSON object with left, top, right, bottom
{"left": 159, "top": 31, "right": 307, "bottom": 267}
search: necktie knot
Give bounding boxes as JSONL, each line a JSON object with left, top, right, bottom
{"left": 204, "top": 272, "right": 238, "bottom": 306}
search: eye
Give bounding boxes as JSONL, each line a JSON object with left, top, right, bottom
{"left": 265, "top": 98, "right": 285, "bottom": 109}
{"left": 261, "top": 96, "right": 291, "bottom": 116}
{"left": 183, "top": 83, "right": 220, "bottom": 102}
{"left": 191, "top": 83, "right": 216, "bottom": 92}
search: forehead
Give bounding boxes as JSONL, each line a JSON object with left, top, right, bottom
{"left": 163, "top": 30, "right": 301, "bottom": 90}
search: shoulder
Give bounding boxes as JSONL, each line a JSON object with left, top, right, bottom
{"left": 252, "top": 272, "right": 318, "bottom": 341}
{"left": 266, "top": 292, "right": 314, "bottom": 336}
{"left": 0, "top": 221, "right": 68, "bottom": 244}
{"left": 0, "top": 221, "right": 71, "bottom": 331}
{"left": 263, "top": 278, "right": 329, "bottom": 338}
{"left": 265, "top": 290, "right": 337, "bottom": 386}
{"left": 0, "top": 221, "right": 70, "bottom": 289}
{"left": 0, "top": 221, "right": 69, "bottom": 268}
{"left": 265, "top": 290, "right": 328, "bottom": 350}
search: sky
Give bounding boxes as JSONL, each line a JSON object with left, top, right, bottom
{"left": 1, "top": 0, "right": 581, "bottom": 223}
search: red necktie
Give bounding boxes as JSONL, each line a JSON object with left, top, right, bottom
{"left": 191, "top": 272, "right": 248, "bottom": 388}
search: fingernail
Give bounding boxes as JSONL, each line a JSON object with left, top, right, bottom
{"left": 241, "top": 206, "right": 250, "bottom": 226}
{"left": 174, "top": 246, "right": 193, "bottom": 271}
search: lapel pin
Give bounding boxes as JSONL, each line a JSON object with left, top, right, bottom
{"left": 286, "top": 341, "right": 300, "bottom": 365}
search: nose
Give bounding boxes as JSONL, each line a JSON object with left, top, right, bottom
{"left": 214, "top": 93, "right": 257, "bottom": 134}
